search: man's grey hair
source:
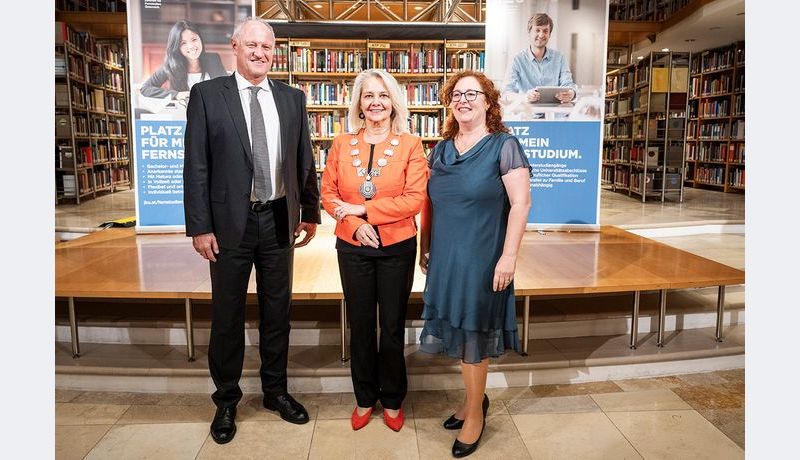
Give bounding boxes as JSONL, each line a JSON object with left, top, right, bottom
{"left": 232, "top": 17, "right": 275, "bottom": 43}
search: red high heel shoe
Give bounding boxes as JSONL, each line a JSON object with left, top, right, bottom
{"left": 383, "top": 408, "right": 405, "bottom": 432}
{"left": 351, "top": 406, "right": 373, "bottom": 431}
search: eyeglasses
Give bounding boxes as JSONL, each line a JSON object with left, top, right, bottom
{"left": 450, "top": 90, "right": 485, "bottom": 102}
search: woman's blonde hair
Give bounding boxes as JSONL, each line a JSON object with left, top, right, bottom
{"left": 348, "top": 69, "right": 410, "bottom": 135}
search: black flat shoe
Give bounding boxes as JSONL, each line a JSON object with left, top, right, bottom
{"left": 443, "top": 394, "right": 489, "bottom": 430}
{"left": 263, "top": 393, "right": 310, "bottom": 424}
{"left": 210, "top": 406, "right": 237, "bottom": 444}
{"left": 451, "top": 416, "right": 486, "bottom": 458}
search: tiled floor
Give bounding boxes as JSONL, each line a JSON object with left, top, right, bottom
{"left": 55, "top": 369, "right": 744, "bottom": 459}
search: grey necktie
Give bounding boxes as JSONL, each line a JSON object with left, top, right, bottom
{"left": 249, "top": 86, "right": 271, "bottom": 202}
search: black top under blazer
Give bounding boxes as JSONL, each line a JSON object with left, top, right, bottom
{"left": 183, "top": 73, "right": 321, "bottom": 249}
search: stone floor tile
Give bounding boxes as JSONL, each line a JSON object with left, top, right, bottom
{"left": 697, "top": 408, "right": 745, "bottom": 449}
{"left": 606, "top": 410, "right": 743, "bottom": 459}
{"left": 671, "top": 384, "right": 745, "bottom": 410}
{"left": 55, "top": 425, "right": 112, "bottom": 460}
{"left": 591, "top": 389, "right": 692, "bottom": 412}
{"left": 612, "top": 376, "right": 684, "bottom": 392}
{"left": 485, "top": 386, "right": 535, "bottom": 401}
{"left": 416, "top": 415, "right": 530, "bottom": 460}
{"left": 116, "top": 404, "right": 215, "bottom": 424}
{"left": 675, "top": 371, "right": 730, "bottom": 387}
{"left": 405, "top": 390, "right": 449, "bottom": 403}
{"left": 70, "top": 391, "right": 160, "bottom": 405}
{"left": 512, "top": 412, "right": 642, "bottom": 459}
{"left": 309, "top": 418, "right": 420, "bottom": 459}
{"left": 713, "top": 368, "right": 745, "bottom": 386}
{"left": 505, "top": 395, "right": 601, "bottom": 415}
{"left": 196, "top": 420, "right": 315, "bottom": 459}
{"left": 531, "top": 381, "right": 624, "bottom": 398}
{"left": 56, "top": 403, "right": 130, "bottom": 426}
{"left": 84, "top": 423, "right": 209, "bottom": 459}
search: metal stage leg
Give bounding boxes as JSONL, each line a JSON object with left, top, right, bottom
{"left": 657, "top": 289, "right": 667, "bottom": 347}
{"left": 68, "top": 296, "right": 80, "bottom": 358}
{"left": 185, "top": 298, "right": 195, "bottom": 362}
{"left": 715, "top": 285, "right": 726, "bottom": 342}
{"left": 521, "top": 296, "right": 530, "bottom": 356}
{"left": 629, "top": 291, "right": 641, "bottom": 349}
{"left": 340, "top": 299, "right": 349, "bottom": 362}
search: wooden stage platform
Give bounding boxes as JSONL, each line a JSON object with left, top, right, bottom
{"left": 56, "top": 226, "right": 744, "bottom": 361}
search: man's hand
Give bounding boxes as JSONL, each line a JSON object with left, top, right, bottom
{"left": 526, "top": 89, "right": 541, "bottom": 103}
{"left": 192, "top": 233, "right": 219, "bottom": 262}
{"left": 294, "top": 222, "right": 317, "bottom": 248}
{"left": 556, "top": 89, "right": 575, "bottom": 103}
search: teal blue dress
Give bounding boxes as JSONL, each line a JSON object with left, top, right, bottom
{"left": 419, "top": 132, "right": 531, "bottom": 363}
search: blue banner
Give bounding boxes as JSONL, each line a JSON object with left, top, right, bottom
{"left": 507, "top": 121, "right": 600, "bottom": 225}
{"left": 134, "top": 120, "right": 186, "bottom": 227}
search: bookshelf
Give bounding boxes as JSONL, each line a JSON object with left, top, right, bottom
{"left": 55, "top": 22, "right": 132, "bottom": 204}
{"left": 685, "top": 41, "right": 745, "bottom": 193}
{"left": 278, "top": 38, "right": 485, "bottom": 171}
{"left": 603, "top": 51, "right": 689, "bottom": 202}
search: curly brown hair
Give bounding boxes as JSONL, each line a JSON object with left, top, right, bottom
{"left": 440, "top": 70, "right": 509, "bottom": 140}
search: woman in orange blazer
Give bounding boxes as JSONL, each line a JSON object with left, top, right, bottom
{"left": 321, "top": 69, "right": 428, "bottom": 432}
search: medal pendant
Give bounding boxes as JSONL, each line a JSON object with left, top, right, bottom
{"left": 359, "top": 180, "right": 377, "bottom": 199}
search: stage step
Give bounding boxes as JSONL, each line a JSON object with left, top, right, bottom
{"left": 56, "top": 325, "right": 745, "bottom": 394}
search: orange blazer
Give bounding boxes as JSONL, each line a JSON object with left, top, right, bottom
{"left": 321, "top": 129, "right": 429, "bottom": 247}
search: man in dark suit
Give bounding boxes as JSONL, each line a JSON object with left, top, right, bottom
{"left": 183, "top": 17, "right": 320, "bottom": 444}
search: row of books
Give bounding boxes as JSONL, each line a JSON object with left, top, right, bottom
{"left": 700, "top": 48, "right": 736, "bottom": 73}
{"left": 695, "top": 166, "right": 725, "bottom": 185}
{"left": 614, "top": 169, "right": 630, "bottom": 187}
{"left": 401, "top": 82, "right": 441, "bottom": 106}
{"left": 309, "top": 113, "right": 349, "bottom": 138}
{"left": 728, "top": 168, "right": 745, "bottom": 188}
{"left": 56, "top": 53, "right": 67, "bottom": 77}
{"left": 606, "top": 72, "right": 634, "bottom": 94}
{"left": 699, "top": 99, "right": 729, "bottom": 118}
{"left": 108, "top": 119, "right": 128, "bottom": 137}
{"left": 293, "top": 82, "right": 351, "bottom": 106}
{"left": 368, "top": 48, "right": 444, "bottom": 74}
{"left": 409, "top": 113, "right": 440, "bottom": 138}
{"left": 291, "top": 49, "right": 366, "bottom": 73}
{"left": 106, "top": 94, "right": 126, "bottom": 113}
{"left": 105, "top": 71, "right": 125, "bottom": 92}
{"left": 699, "top": 75, "right": 732, "bottom": 96}
{"left": 447, "top": 51, "right": 485, "bottom": 72}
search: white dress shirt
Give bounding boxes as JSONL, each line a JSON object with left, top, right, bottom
{"left": 234, "top": 72, "right": 284, "bottom": 201}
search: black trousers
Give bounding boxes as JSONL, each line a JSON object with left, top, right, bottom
{"left": 208, "top": 200, "right": 292, "bottom": 409}
{"left": 337, "top": 249, "right": 416, "bottom": 410}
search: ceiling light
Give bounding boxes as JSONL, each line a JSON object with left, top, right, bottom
{"left": 314, "top": 4, "right": 323, "bottom": 8}
{"left": 414, "top": 6, "right": 423, "bottom": 10}
{"left": 637, "top": 56, "right": 644, "bottom": 60}
{"left": 661, "top": 48, "right": 669, "bottom": 52}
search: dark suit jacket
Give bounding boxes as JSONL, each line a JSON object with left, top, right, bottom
{"left": 183, "top": 74, "right": 320, "bottom": 249}
{"left": 141, "top": 52, "right": 228, "bottom": 99}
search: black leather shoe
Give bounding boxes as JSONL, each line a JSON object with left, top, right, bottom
{"left": 451, "top": 416, "right": 485, "bottom": 458}
{"left": 263, "top": 393, "right": 310, "bottom": 424}
{"left": 210, "top": 406, "right": 237, "bottom": 444}
{"left": 443, "top": 394, "right": 489, "bottom": 430}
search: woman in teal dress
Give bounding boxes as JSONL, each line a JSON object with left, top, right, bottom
{"left": 419, "top": 70, "right": 531, "bottom": 458}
